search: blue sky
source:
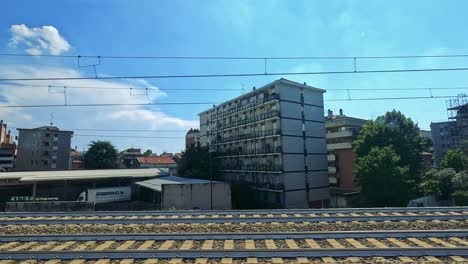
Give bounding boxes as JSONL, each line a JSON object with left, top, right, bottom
{"left": 1, "top": 0, "right": 468, "bottom": 153}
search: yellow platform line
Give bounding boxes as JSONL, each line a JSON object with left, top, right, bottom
{"left": 180, "top": 240, "right": 193, "bottom": 250}
{"left": 95, "top": 241, "right": 115, "bottom": 250}
{"left": 159, "top": 240, "right": 174, "bottom": 250}
{"left": 51, "top": 241, "right": 75, "bottom": 251}
{"left": 201, "top": 240, "right": 213, "bottom": 249}
{"left": 137, "top": 240, "right": 155, "bottom": 250}
{"left": 245, "top": 239, "right": 255, "bottom": 249}
{"left": 116, "top": 240, "right": 135, "bottom": 250}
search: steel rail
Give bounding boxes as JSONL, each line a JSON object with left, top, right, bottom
{"left": 0, "top": 214, "right": 466, "bottom": 225}
{"left": 0, "top": 207, "right": 466, "bottom": 218}
{"left": 0, "top": 248, "right": 466, "bottom": 260}
{"left": 0, "top": 230, "right": 466, "bottom": 242}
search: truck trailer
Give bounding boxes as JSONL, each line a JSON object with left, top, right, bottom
{"left": 77, "top": 186, "right": 131, "bottom": 203}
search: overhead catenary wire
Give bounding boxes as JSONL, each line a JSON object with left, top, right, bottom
{"left": 0, "top": 95, "right": 460, "bottom": 108}
{"left": 4, "top": 67, "right": 468, "bottom": 81}
{"left": 2, "top": 53, "right": 468, "bottom": 60}
{"left": 1, "top": 83, "right": 468, "bottom": 92}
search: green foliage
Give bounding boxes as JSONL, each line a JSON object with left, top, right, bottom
{"left": 177, "top": 144, "right": 217, "bottom": 180}
{"left": 83, "top": 141, "right": 119, "bottom": 169}
{"left": 452, "top": 171, "right": 468, "bottom": 190}
{"left": 452, "top": 190, "right": 468, "bottom": 206}
{"left": 353, "top": 110, "right": 427, "bottom": 179}
{"left": 355, "top": 146, "right": 412, "bottom": 207}
{"left": 143, "top": 149, "right": 154, "bottom": 157}
{"left": 440, "top": 150, "right": 468, "bottom": 172}
{"left": 420, "top": 168, "right": 457, "bottom": 200}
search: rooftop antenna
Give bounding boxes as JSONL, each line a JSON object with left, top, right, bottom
{"left": 50, "top": 113, "right": 54, "bottom": 126}
{"left": 240, "top": 83, "right": 245, "bottom": 95}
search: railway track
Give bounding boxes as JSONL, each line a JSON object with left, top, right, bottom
{"left": 0, "top": 230, "right": 466, "bottom": 262}
{"left": 1, "top": 211, "right": 467, "bottom": 225}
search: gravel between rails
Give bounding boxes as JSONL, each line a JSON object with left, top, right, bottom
{"left": 1, "top": 220, "right": 467, "bottom": 235}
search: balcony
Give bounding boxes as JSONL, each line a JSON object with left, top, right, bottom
{"left": 329, "top": 177, "right": 338, "bottom": 184}
{"left": 213, "top": 110, "right": 280, "bottom": 132}
{"left": 327, "top": 154, "right": 336, "bottom": 161}
{"left": 211, "top": 129, "right": 281, "bottom": 145}
{"left": 327, "top": 142, "right": 353, "bottom": 150}
{"left": 219, "top": 164, "right": 283, "bottom": 173}
{"left": 0, "top": 156, "right": 13, "bottom": 161}
{"left": 210, "top": 93, "right": 280, "bottom": 120}
{"left": 215, "top": 146, "right": 282, "bottom": 158}
{"left": 326, "top": 130, "right": 354, "bottom": 139}
{"left": 328, "top": 166, "right": 337, "bottom": 174}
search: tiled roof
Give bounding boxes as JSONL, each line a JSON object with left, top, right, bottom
{"left": 137, "top": 156, "right": 176, "bottom": 165}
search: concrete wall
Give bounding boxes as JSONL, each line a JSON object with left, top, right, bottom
{"left": 162, "top": 182, "right": 231, "bottom": 210}
{"left": 5, "top": 201, "right": 94, "bottom": 212}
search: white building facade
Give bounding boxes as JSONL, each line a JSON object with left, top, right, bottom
{"left": 199, "top": 79, "right": 329, "bottom": 208}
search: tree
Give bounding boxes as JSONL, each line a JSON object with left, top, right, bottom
{"left": 143, "top": 149, "right": 154, "bottom": 157}
{"left": 354, "top": 110, "right": 427, "bottom": 178}
{"left": 355, "top": 146, "right": 411, "bottom": 207}
{"left": 177, "top": 144, "right": 217, "bottom": 180}
{"left": 83, "top": 141, "right": 119, "bottom": 169}
{"left": 440, "top": 150, "right": 468, "bottom": 172}
{"left": 420, "top": 168, "right": 457, "bottom": 200}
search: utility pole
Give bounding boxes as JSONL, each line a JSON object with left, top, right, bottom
{"left": 209, "top": 148, "right": 213, "bottom": 210}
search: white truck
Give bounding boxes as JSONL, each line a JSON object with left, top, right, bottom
{"left": 77, "top": 186, "right": 131, "bottom": 203}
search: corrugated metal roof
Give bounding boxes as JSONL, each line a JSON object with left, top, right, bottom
{"left": 135, "top": 176, "right": 221, "bottom": 192}
{"left": 0, "top": 168, "right": 166, "bottom": 182}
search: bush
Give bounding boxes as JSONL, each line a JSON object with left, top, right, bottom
{"left": 452, "top": 190, "right": 468, "bottom": 206}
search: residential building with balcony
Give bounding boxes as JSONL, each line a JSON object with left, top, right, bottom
{"left": 185, "top": 128, "right": 200, "bottom": 149}
{"left": 199, "top": 78, "right": 329, "bottom": 209}
{"left": 325, "top": 109, "right": 367, "bottom": 208}
{"left": 16, "top": 126, "right": 73, "bottom": 171}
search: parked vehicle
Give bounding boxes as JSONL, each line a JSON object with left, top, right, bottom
{"left": 77, "top": 186, "right": 131, "bottom": 203}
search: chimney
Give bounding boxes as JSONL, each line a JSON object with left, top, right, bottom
{"left": 339, "top": 109, "right": 343, "bottom": 116}
{"left": 327, "top": 109, "right": 333, "bottom": 118}
{"left": 253, "top": 86, "right": 256, "bottom": 90}
{"left": 303, "top": 82, "right": 307, "bottom": 85}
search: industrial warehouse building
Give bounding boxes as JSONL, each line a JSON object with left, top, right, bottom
{"left": 135, "top": 176, "right": 231, "bottom": 210}
{"left": 199, "top": 78, "right": 329, "bottom": 209}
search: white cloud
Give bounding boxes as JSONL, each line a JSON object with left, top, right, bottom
{"left": 0, "top": 65, "right": 197, "bottom": 153}
{"left": 9, "top": 24, "right": 71, "bottom": 55}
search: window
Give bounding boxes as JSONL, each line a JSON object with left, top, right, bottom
{"left": 45, "top": 133, "right": 50, "bottom": 137}
{"left": 43, "top": 151, "right": 49, "bottom": 156}
{"left": 53, "top": 142, "right": 58, "bottom": 146}
{"left": 54, "top": 133, "right": 58, "bottom": 137}
{"left": 44, "top": 142, "right": 50, "bottom": 147}
{"left": 42, "top": 160, "right": 49, "bottom": 165}
{"left": 31, "top": 160, "right": 33, "bottom": 165}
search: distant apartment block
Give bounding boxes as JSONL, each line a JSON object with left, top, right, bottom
{"left": 199, "top": 78, "right": 329, "bottom": 209}
{"left": 0, "top": 120, "right": 16, "bottom": 171}
{"left": 69, "top": 148, "right": 84, "bottom": 170}
{"left": 120, "top": 148, "right": 143, "bottom": 168}
{"left": 431, "top": 94, "right": 468, "bottom": 166}
{"left": 185, "top": 128, "right": 200, "bottom": 149}
{"left": 325, "top": 109, "right": 367, "bottom": 208}
{"left": 16, "top": 126, "right": 73, "bottom": 171}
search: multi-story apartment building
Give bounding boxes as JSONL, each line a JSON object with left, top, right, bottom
{"left": 185, "top": 128, "right": 200, "bottom": 149}
{"left": 325, "top": 109, "right": 367, "bottom": 208}
{"left": 199, "top": 78, "right": 329, "bottom": 209}
{"left": 0, "top": 120, "right": 16, "bottom": 171}
{"left": 430, "top": 121, "right": 456, "bottom": 166}
{"left": 16, "top": 126, "right": 73, "bottom": 171}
